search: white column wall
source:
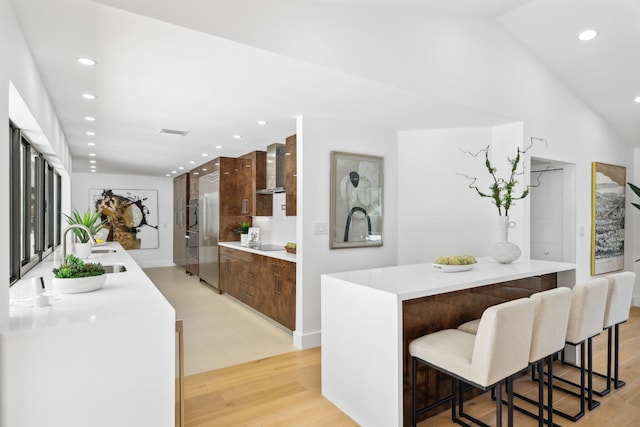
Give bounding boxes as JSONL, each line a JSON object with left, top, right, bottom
{"left": 296, "top": 116, "right": 398, "bottom": 348}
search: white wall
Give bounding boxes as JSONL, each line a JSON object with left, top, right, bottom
{"left": 1, "top": 0, "right": 72, "bottom": 330}
{"left": 251, "top": 192, "right": 296, "bottom": 245}
{"left": 297, "top": 116, "right": 398, "bottom": 348}
{"left": 71, "top": 173, "right": 174, "bottom": 268}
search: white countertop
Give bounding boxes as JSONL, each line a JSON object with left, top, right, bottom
{"left": 219, "top": 241, "right": 297, "bottom": 263}
{"left": 6, "top": 242, "right": 174, "bottom": 333}
{"left": 323, "top": 257, "right": 575, "bottom": 301}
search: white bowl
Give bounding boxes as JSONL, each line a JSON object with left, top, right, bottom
{"left": 52, "top": 274, "right": 106, "bottom": 294}
{"left": 432, "top": 263, "right": 475, "bottom": 273}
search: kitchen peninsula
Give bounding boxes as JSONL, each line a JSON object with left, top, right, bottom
{"left": 321, "top": 257, "right": 575, "bottom": 427}
{"left": 1, "top": 243, "right": 175, "bottom": 427}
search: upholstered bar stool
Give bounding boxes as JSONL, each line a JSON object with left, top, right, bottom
{"left": 409, "top": 298, "right": 535, "bottom": 427}
{"left": 457, "top": 288, "right": 572, "bottom": 427}
{"left": 549, "top": 278, "right": 609, "bottom": 422}
{"left": 584, "top": 271, "right": 635, "bottom": 396}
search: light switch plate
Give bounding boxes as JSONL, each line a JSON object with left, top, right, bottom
{"left": 314, "top": 223, "right": 328, "bottom": 235}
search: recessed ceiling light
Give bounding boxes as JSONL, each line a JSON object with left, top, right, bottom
{"left": 233, "top": 134, "right": 242, "bottom": 139}
{"left": 172, "top": 171, "right": 177, "bottom": 174}
{"left": 86, "top": 131, "right": 95, "bottom": 136}
{"left": 178, "top": 166, "right": 184, "bottom": 170}
{"left": 90, "top": 169, "right": 96, "bottom": 173}
{"left": 202, "top": 153, "right": 209, "bottom": 157}
{"left": 166, "top": 174, "right": 171, "bottom": 177}
{"left": 257, "top": 120, "right": 268, "bottom": 126}
{"left": 78, "top": 57, "right": 96, "bottom": 66}
{"left": 82, "top": 93, "right": 96, "bottom": 100}
{"left": 214, "top": 162, "right": 220, "bottom": 166}
{"left": 89, "top": 153, "right": 96, "bottom": 157}
{"left": 202, "top": 168, "right": 208, "bottom": 171}
{"left": 634, "top": 96, "right": 640, "bottom": 103}
{"left": 578, "top": 29, "right": 598, "bottom": 41}
{"left": 189, "top": 160, "right": 195, "bottom": 164}
{"left": 85, "top": 116, "right": 96, "bottom": 122}
{"left": 216, "top": 145, "right": 223, "bottom": 149}
{"left": 87, "top": 142, "right": 95, "bottom": 146}
{"left": 193, "top": 172, "right": 199, "bottom": 175}
{"left": 90, "top": 165, "right": 96, "bottom": 169}
{"left": 89, "top": 160, "right": 96, "bottom": 164}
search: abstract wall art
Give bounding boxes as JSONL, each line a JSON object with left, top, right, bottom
{"left": 330, "top": 151, "right": 383, "bottom": 248}
{"left": 89, "top": 188, "right": 159, "bottom": 250}
{"left": 591, "top": 162, "right": 626, "bottom": 275}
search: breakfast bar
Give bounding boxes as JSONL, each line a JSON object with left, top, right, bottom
{"left": 321, "top": 257, "right": 575, "bottom": 427}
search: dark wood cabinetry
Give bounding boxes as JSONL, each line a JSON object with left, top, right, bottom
{"left": 219, "top": 246, "right": 296, "bottom": 330}
{"left": 285, "top": 134, "right": 297, "bottom": 216}
{"left": 238, "top": 151, "right": 272, "bottom": 216}
{"left": 173, "top": 173, "right": 189, "bottom": 269}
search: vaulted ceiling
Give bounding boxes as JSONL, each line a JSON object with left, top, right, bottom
{"left": 10, "top": 0, "right": 640, "bottom": 176}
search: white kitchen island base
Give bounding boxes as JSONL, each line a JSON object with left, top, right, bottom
{"left": 321, "top": 257, "right": 575, "bottom": 427}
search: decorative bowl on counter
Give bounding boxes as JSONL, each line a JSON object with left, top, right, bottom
{"left": 432, "top": 263, "right": 474, "bottom": 273}
{"left": 284, "top": 242, "right": 297, "bottom": 254}
{"left": 52, "top": 274, "right": 106, "bottom": 294}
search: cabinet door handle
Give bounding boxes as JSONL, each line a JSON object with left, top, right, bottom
{"left": 241, "top": 199, "right": 248, "bottom": 214}
{"left": 275, "top": 276, "right": 280, "bottom": 295}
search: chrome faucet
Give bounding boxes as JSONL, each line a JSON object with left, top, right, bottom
{"left": 61, "top": 224, "right": 96, "bottom": 263}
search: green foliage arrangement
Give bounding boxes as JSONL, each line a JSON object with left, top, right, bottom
{"left": 232, "top": 221, "right": 251, "bottom": 234}
{"left": 628, "top": 182, "right": 640, "bottom": 211}
{"left": 458, "top": 137, "right": 545, "bottom": 216}
{"left": 52, "top": 254, "right": 105, "bottom": 278}
{"left": 64, "top": 208, "right": 107, "bottom": 243}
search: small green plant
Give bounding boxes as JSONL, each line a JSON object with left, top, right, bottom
{"left": 232, "top": 221, "right": 251, "bottom": 234}
{"left": 52, "top": 254, "right": 105, "bottom": 278}
{"left": 64, "top": 208, "right": 107, "bottom": 243}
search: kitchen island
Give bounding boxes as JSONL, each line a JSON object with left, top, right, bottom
{"left": 1, "top": 243, "right": 176, "bottom": 427}
{"left": 321, "top": 257, "right": 575, "bottom": 427}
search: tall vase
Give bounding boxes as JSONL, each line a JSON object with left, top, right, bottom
{"left": 491, "top": 216, "right": 521, "bottom": 264}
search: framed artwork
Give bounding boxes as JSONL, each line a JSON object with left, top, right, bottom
{"left": 330, "top": 151, "right": 383, "bottom": 248}
{"left": 89, "top": 189, "right": 159, "bottom": 250}
{"left": 591, "top": 162, "right": 626, "bottom": 275}
{"left": 247, "top": 227, "right": 261, "bottom": 248}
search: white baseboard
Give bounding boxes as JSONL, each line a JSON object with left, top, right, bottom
{"left": 293, "top": 330, "right": 321, "bottom": 349}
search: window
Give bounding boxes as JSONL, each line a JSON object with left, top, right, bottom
{"left": 9, "top": 122, "right": 61, "bottom": 285}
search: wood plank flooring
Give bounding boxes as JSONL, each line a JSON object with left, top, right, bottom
{"left": 184, "top": 307, "right": 640, "bottom": 426}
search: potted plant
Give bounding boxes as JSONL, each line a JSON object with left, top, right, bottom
{"left": 233, "top": 221, "right": 251, "bottom": 246}
{"left": 64, "top": 208, "right": 107, "bottom": 258}
{"left": 52, "top": 254, "right": 107, "bottom": 293}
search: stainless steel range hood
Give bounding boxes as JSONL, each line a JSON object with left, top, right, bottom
{"left": 257, "top": 143, "right": 286, "bottom": 194}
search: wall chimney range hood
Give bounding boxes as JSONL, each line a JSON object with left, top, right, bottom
{"left": 257, "top": 143, "right": 286, "bottom": 194}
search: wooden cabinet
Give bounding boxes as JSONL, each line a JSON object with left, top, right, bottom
{"left": 285, "top": 134, "right": 297, "bottom": 216}
{"left": 219, "top": 246, "right": 296, "bottom": 330}
{"left": 173, "top": 173, "right": 189, "bottom": 269}
{"left": 237, "top": 151, "right": 272, "bottom": 216}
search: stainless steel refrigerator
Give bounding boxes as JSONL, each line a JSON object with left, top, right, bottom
{"left": 198, "top": 172, "right": 219, "bottom": 290}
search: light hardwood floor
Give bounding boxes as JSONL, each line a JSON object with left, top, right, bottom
{"left": 184, "top": 307, "right": 640, "bottom": 426}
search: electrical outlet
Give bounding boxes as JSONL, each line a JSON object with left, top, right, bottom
{"left": 281, "top": 204, "right": 286, "bottom": 210}
{"left": 314, "top": 223, "right": 328, "bottom": 235}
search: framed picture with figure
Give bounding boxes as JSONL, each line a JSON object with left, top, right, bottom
{"left": 330, "top": 151, "right": 384, "bottom": 249}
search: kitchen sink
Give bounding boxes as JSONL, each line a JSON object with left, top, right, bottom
{"left": 92, "top": 248, "right": 117, "bottom": 254}
{"left": 103, "top": 264, "right": 127, "bottom": 274}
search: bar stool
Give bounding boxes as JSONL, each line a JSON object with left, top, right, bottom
{"left": 409, "top": 298, "right": 535, "bottom": 427}
{"left": 457, "top": 288, "right": 572, "bottom": 427}
{"left": 550, "top": 278, "right": 609, "bottom": 422}
{"left": 567, "top": 271, "right": 635, "bottom": 396}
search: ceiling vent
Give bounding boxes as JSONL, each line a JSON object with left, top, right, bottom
{"left": 159, "top": 128, "right": 189, "bottom": 137}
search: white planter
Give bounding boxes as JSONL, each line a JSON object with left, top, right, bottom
{"left": 240, "top": 234, "right": 249, "bottom": 247}
{"left": 74, "top": 242, "right": 93, "bottom": 260}
{"left": 52, "top": 274, "right": 106, "bottom": 294}
{"left": 491, "top": 215, "right": 521, "bottom": 263}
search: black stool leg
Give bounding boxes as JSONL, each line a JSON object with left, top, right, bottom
{"left": 496, "top": 381, "right": 502, "bottom": 427}
{"left": 614, "top": 323, "right": 626, "bottom": 389}
{"left": 412, "top": 357, "right": 417, "bottom": 427}
{"left": 587, "top": 337, "right": 600, "bottom": 410}
{"left": 547, "top": 354, "right": 554, "bottom": 427}
{"left": 537, "top": 360, "right": 544, "bottom": 427}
